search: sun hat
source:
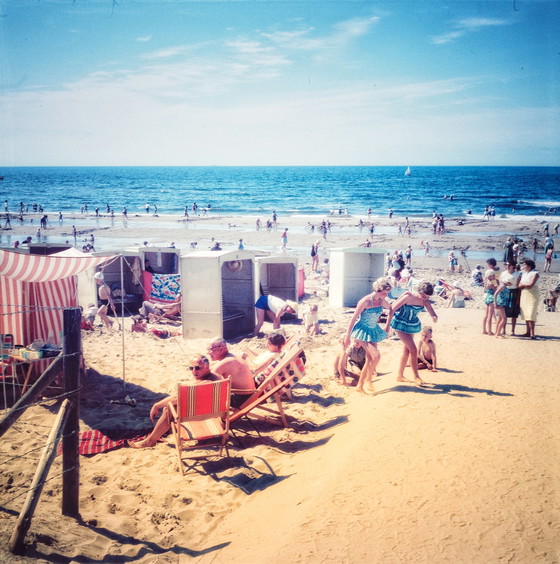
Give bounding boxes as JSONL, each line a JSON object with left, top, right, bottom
{"left": 93, "top": 272, "right": 104, "bottom": 280}
{"left": 285, "top": 300, "right": 298, "bottom": 315}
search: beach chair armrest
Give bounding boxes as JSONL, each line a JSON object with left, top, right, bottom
{"left": 231, "top": 387, "right": 256, "bottom": 395}
{"left": 168, "top": 401, "right": 178, "bottom": 420}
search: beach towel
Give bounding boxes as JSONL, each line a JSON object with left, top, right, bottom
{"left": 57, "top": 430, "right": 126, "bottom": 456}
{"left": 148, "top": 273, "right": 181, "bottom": 303}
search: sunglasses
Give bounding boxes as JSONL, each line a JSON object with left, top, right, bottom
{"left": 189, "top": 365, "right": 202, "bottom": 371}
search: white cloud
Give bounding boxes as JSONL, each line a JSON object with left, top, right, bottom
{"left": 261, "top": 15, "right": 379, "bottom": 51}
{"left": 458, "top": 17, "right": 509, "bottom": 30}
{"left": 431, "top": 16, "right": 511, "bottom": 44}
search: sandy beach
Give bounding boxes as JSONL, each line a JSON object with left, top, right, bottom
{"left": 1, "top": 212, "right": 559, "bottom": 563}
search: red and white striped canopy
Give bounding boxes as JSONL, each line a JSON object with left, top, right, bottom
{"left": 0, "top": 248, "right": 110, "bottom": 283}
{"left": 1, "top": 249, "right": 114, "bottom": 346}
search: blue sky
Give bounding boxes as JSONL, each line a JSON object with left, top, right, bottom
{"left": 1, "top": 0, "right": 559, "bottom": 166}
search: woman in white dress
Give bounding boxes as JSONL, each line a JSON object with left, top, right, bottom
{"left": 518, "top": 259, "right": 540, "bottom": 339}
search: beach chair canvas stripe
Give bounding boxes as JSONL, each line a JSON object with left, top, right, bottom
{"left": 170, "top": 379, "right": 231, "bottom": 475}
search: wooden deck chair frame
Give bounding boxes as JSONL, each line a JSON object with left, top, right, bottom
{"left": 1, "top": 334, "right": 17, "bottom": 406}
{"left": 248, "top": 336, "right": 304, "bottom": 398}
{"left": 230, "top": 345, "right": 306, "bottom": 430}
{"left": 168, "top": 379, "right": 231, "bottom": 475}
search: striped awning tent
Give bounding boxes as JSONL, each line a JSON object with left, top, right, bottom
{"left": 0, "top": 249, "right": 113, "bottom": 347}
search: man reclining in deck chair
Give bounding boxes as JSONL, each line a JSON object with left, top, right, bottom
{"left": 206, "top": 338, "right": 255, "bottom": 409}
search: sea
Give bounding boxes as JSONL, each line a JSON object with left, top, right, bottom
{"left": 1, "top": 166, "right": 559, "bottom": 258}
{"left": 1, "top": 166, "right": 559, "bottom": 219}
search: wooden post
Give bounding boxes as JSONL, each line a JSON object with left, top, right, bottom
{"left": 9, "top": 399, "right": 71, "bottom": 554}
{"left": 61, "top": 308, "right": 82, "bottom": 518}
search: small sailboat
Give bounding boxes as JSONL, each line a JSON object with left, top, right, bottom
{"left": 404, "top": 166, "right": 411, "bottom": 177}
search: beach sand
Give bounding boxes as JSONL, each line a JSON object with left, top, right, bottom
{"left": 1, "top": 213, "right": 559, "bottom": 562}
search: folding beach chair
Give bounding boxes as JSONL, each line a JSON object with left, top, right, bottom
{"left": 168, "top": 379, "right": 231, "bottom": 475}
{"left": 230, "top": 345, "right": 306, "bottom": 431}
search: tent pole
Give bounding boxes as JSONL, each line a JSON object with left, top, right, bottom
{"left": 120, "top": 254, "right": 126, "bottom": 392}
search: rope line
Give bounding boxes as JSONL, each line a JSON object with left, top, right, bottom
{"left": 0, "top": 386, "right": 82, "bottom": 418}
{"left": 0, "top": 429, "right": 79, "bottom": 465}
{"left": 0, "top": 464, "right": 80, "bottom": 509}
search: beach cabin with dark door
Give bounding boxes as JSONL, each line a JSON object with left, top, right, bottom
{"left": 180, "top": 250, "right": 255, "bottom": 340}
{"left": 329, "top": 247, "right": 386, "bottom": 308}
{"left": 77, "top": 252, "right": 142, "bottom": 315}
{"left": 27, "top": 243, "right": 73, "bottom": 255}
{"left": 255, "top": 255, "right": 299, "bottom": 303}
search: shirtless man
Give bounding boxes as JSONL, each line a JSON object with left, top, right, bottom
{"left": 129, "top": 355, "right": 220, "bottom": 448}
{"left": 206, "top": 338, "right": 255, "bottom": 408}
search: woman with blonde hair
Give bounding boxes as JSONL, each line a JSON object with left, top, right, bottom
{"left": 385, "top": 282, "right": 438, "bottom": 387}
{"left": 343, "top": 278, "right": 392, "bottom": 394}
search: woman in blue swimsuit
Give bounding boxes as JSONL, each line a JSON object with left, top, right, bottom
{"left": 385, "top": 282, "right": 438, "bottom": 387}
{"left": 344, "top": 278, "right": 392, "bottom": 394}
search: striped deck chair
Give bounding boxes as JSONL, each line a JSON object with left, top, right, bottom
{"left": 230, "top": 345, "right": 306, "bottom": 430}
{"left": 168, "top": 379, "right": 231, "bottom": 475}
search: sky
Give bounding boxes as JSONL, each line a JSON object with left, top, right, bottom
{"left": 0, "top": 0, "right": 559, "bottom": 166}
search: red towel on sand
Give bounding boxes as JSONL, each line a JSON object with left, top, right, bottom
{"left": 57, "top": 430, "right": 126, "bottom": 456}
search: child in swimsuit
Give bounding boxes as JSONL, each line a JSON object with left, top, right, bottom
{"left": 482, "top": 269, "right": 498, "bottom": 335}
{"left": 418, "top": 326, "right": 437, "bottom": 372}
{"left": 385, "top": 282, "right": 438, "bottom": 387}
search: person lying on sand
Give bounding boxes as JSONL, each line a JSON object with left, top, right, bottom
{"left": 139, "top": 293, "right": 182, "bottom": 322}
{"left": 128, "top": 355, "right": 220, "bottom": 449}
{"left": 130, "top": 315, "right": 181, "bottom": 338}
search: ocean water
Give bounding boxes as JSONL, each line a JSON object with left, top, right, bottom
{"left": 1, "top": 166, "right": 560, "bottom": 220}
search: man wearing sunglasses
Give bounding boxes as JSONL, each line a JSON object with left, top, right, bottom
{"left": 129, "top": 355, "right": 220, "bottom": 449}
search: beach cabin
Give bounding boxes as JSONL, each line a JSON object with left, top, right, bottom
{"left": 254, "top": 255, "right": 299, "bottom": 303}
{"left": 329, "top": 247, "right": 386, "bottom": 308}
{"left": 180, "top": 250, "right": 255, "bottom": 340}
{"left": 77, "top": 252, "right": 142, "bottom": 314}
{"left": 27, "top": 243, "right": 73, "bottom": 255}
{"left": 126, "top": 246, "right": 181, "bottom": 303}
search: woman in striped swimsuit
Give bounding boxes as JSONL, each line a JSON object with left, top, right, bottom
{"left": 385, "top": 282, "right": 438, "bottom": 387}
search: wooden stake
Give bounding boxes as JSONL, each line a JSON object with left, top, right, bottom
{"left": 61, "top": 308, "right": 82, "bottom": 518}
{"left": 8, "top": 399, "right": 71, "bottom": 554}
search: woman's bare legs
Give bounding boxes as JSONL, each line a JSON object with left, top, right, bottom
{"left": 495, "top": 307, "right": 506, "bottom": 338}
{"left": 356, "top": 342, "right": 380, "bottom": 394}
{"left": 526, "top": 320, "right": 536, "bottom": 338}
{"left": 395, "top": 331, "right": 426, "bottom": 386}
{"left": 482, "top": 304, "right": 495, "bottom": 335}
